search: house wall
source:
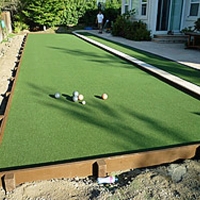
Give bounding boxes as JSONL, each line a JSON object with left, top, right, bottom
{"left": 123, "top": 0, "right": 156, "bottom": 34}
{"left": 122, "top": 0, "right": 200, "bottom": 35}
{"left": 144, "top": 0, "right": 155, "bottom": 34}
{"left": 182, "top": 1, "right": 200, "bottom": 30}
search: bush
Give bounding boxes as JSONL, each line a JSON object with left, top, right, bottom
{"left": 112, "top": 15, "right": 127, "bottom": 37}
{"left": 13, "top": 21, "right": 29, "bottom": 33}
{"left": 80, "top": 7, "right": 120, "bottom": 28}
{"left": 181, "top": 18, "right": 200, "bottom": 33}
{"left": 181, "top": 26, "right": 194, "bottom": 33}
{"left": 103, "top": 8, "right": 121, "bottom": 23}
{"left": 112, "top": 16, "right": 151, "bottom": 41}
{"left": 79, "top": 9, "right": 98, "bottom": 26}
{"left": 194, "top": 18, "right": 200, "bottom": 32}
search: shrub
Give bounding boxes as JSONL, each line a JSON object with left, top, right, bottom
{"left": 131, "top": 20, "right": 151, "bottom": 41}
{"left": 103, "top": 8, "right": 121, "bottom": 23}
{"left": 181, "top": 18, "right": 200, "bottom": 33}
{"left": 194, "top": 18, "right": 200, "bottom": 32}
{"left": 13, "top": 21, "right": 29, "bottom": 33}
{"left": 80, "top": 7, "right": 120, "bottom": 28}
{"left": 79, "top": 9, "right": 98, "bottom": 26}
{"left": 112, "top": 16, "right": 151, "bottom": 41}
{"left": 112, "top": 15, "right": 127, "bottom": 37}
{"left": 181, "top": 26, "right": 194, "bottom": 33}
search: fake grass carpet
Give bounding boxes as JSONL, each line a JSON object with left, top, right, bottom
{"left": 0, "top": 33, "right": 199, "bottom": 170}
{"left": 80, "top": 32, "right": 200, "bottom": 87}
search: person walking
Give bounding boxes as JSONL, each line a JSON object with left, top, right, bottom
{"left": 96, "top": 10, "right": 104, "bottom": 33}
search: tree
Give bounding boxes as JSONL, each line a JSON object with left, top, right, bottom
{"left": 59, "top": 0, "right": 91, "bottom": 27}
{"left": 105, "top": 0, "right": 121, "bottom": 10}
{"left": 73, "top": 0, "right": 97, "bottom": 26}
{"left": 22, "top": 0, "right": 62, "bottom": 28}
{"left": 0, "top": 0, "right": 20, "bottom": 15}
{"left": 21, "top": 0, "right": 95, "bottom": 28}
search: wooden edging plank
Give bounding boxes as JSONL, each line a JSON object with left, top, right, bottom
{"left": 0, "top": 143, "right": 199, "bottom": 189}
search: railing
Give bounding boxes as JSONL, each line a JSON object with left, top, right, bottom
{"left": 185, "top": 32, "right": 200, "bottom": 49}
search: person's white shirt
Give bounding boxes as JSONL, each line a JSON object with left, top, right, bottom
{"left": 97, "top": 13, "right": 104, "bottom": 23}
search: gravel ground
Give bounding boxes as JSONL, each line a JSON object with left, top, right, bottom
{"left": 0, "top": 159, "right": 200, "bottom": 200}
{"left": 0, "top": 34, "right": 200, "bottom": 200}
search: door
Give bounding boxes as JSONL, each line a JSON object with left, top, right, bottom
{"left": 156, "top": 0, "right": 183, "bottom": 32}
{"left": 169, "top": 0, "right": 183, "bottom": 32}
{"left": 156, "top": 0, "right": 171, "bottom": 31}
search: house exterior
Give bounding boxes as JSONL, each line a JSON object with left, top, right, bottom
{"left": 121, "top": 0, "right": 200, "bottom": 35}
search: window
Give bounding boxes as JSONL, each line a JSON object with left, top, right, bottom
{"left": 190, "top": 0, "right": 200, "bottom": 16}
{"left": 141, "top": 0, "right": 147, "bottom": 16}
{"left": 125, "top": 0, "right": 129, "bottom": 13}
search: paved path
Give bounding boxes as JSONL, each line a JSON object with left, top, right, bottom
{"left": 84, "top": 30, "right": 200, "bottom": 70}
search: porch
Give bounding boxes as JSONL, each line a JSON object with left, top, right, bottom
{"left": 152, "top": 34, "right": 188, "bottom": 44}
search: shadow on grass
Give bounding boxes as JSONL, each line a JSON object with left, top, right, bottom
{"left": 192, "top": 112, "right": 200, "bottom": 116}
{"left": 94, "top": 95, "right": 102, "bottom": 99}
{"left": 46, "top": 33, "right": 200, "bottom": 100}
{"left": 62, "top": 94, "right": 73, "bottom": 102}
{"left": 78, "top": 32, "right": 200, "bottom": 87}
{"left": 47, "top": 45, "right": 134, "bottom": 70}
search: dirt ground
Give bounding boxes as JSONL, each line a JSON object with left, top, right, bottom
{"left": 0, "top": 34, "right": 200, "bottom": 200}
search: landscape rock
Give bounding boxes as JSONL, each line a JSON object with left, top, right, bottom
{"left": 171, "top": 166, "right": 187, "bottom": 183}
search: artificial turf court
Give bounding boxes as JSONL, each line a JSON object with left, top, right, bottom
{"left": 0, "top": 33, "right": 199, "bottom": 170}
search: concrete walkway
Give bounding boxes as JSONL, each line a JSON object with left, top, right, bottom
{"left": 83, "top": 30, "right": 200, "bottom": 70}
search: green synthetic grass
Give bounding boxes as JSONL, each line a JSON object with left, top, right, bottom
{"left": 0, "top": 33, "right": 199, "bottom": 170}
{"left": 80, "top": 32, "right": 200, "bottom": 87}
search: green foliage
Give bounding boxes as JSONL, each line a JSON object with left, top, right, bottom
{"left": 0, "top": 0, "right": 17, "bottom": 12}
{"left": 130, "top": 20, "right": 151, "bottom": 41}
{"left": 79, "top": 9, "right": 97, "bottom": 26}
{"left": 122, "top": 9, "right": 136, "bottom": 20}
{"left": 194, "top": 18, "right": 200, "bottom": 32}
{"left": 103, "top": 0, "right": 121, "bottom": 25}
{"left": 13, "top": 20, "right": 28, "bottom": 33}
{"left": 105, "top": 0, "right": 121, "bottom": 9}
{"left": 104, "top": 8, "right": 121, "bottom": 23}
{"left": 181, "top": 18, "right": 200, "bottom": 33}
{"left": 84, "top": 0, "right": 96, "bottom": 10}
{"left": 181, "top": 26, "right": 194, "bottom": 33}
{"left": 20, "top": 0, "right": 98, "bottom": 28}
{"left": 80, "top": 0, "right": 121, "bottom": 27}
{"left": 11, "top": 0, "right": 121, "bottom": 30}
{"left": 112, "top": 15, "right": 151, "bottom": 41}
{"left": 22, "top": 0, "right": 62, "bottom": 27}
{"left": 112, "top": 15, "right": 127, "bottom": 37}
{"left": 79, "top": 0, "right": 97, "bottom": 26}
{"left": 59, "top": 0, "right": 88, "bottom": 27}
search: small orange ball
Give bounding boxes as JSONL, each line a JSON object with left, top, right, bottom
{"left": 102, "top": 93, "right": 108, "bottom": 100}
